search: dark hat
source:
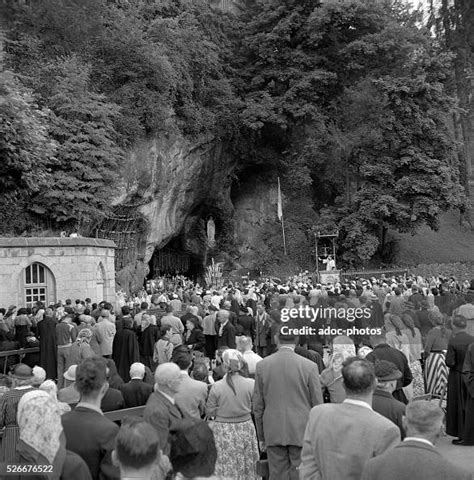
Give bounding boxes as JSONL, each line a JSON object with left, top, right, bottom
{"left": 9, "top": 363, "right": 33, "bottom": 380}
{"left": 374, "top": 360, "right": 402, "bottom": 382}
{"left": 169, "top": 419, "right": 217, "bottom": 477}
{"left": 453, "top": 316, "right": 467, "bottom": 329}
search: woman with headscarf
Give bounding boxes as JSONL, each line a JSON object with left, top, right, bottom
{"left": 67, "top": 328, "right": 94, "bottom": 369}
{"left": 400, "top": 313, "right": 424, "bottom": 397}
{"left": 205, "top": 349, "right": 258, "bottom": 479}
{"left": 0, "top": 364, "right": 36, "bottom": 462}
{"left": 137, "top": 314, "right": 160, "bottom": 370}
{"left": 15, "top": 390, "right": 92, "bottom": 479}
{"left": 39, "top": 380, "right": 71, "bottom": 415}
{"left": 385, "top": 314, "right": 414, "bottom": 399}
{"left": 424, "top": 313, "right": 451, "bottom": 399}
{"left": 320, "top": 336, "right": 356, "bottom": 403}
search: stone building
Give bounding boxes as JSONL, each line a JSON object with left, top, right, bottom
{"left": 0, "top": 237, "right": 116, "bottom": 308}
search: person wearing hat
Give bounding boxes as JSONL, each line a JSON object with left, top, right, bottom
{"left": 446, "top": 316, "right": 474, "bottom": 443}
{"left": 58, "top": 365, "right": 80, "bottom": 405}
{"left": 0, "top": 363, "right": 35, "bottom": 461}
{"left": 372, "top": 360, "right": 406, "bottom": 438}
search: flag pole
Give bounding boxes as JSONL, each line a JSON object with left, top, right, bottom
{"left": 278, "top": 177, "right": 287, "bottom": 256}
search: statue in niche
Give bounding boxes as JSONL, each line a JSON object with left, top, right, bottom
{"left": 207, "top": 216, "right": 216, "bottom": 248}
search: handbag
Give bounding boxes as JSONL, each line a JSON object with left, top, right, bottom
{"left": 256, "top": 451, "right": 269, "bottom": 478}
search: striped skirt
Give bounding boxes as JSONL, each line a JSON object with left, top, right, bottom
{"left": 425, "top": 352, "right": 448, "bottom": 399}
{"left": 209, "top": 419, "right": 259, "bottom": 480}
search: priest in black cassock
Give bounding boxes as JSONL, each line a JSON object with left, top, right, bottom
{"left": 460, "top": 342, "right": 474, "bottom": 445}
{"left": 112, "top": 316, "right": 140, "bottom": 382}
{"left": 445, "top": 316, "right": 474, "bottom": 443}
{"left": 37, "top": 310, "right": 57, "bottom": 380}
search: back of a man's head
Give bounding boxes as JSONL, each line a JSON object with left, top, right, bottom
{"left": 236, "top": 335, "right": 252, "bottom": 353}
{"left": 404, "top": 400, "right": 444, "bottom": 440}
{"left": 129, "top": 362, "right": 145, "bottom": 380}
{"left": 140, "top": 302, "right": 148, "bottom": 311}
{"left": 75, "top": 356, "right": 108, "bottom": 399}
{"left": 155, "top": 363, "right": 181, "bottom": 392}
{"left": 342, "top": 357, "right": 376, "bottom": 396}
{"left": 114, "top": 418, "right": 160, "bottom": 472}
{"left": 172, "top": 349, "right": 193, "bottom": 371}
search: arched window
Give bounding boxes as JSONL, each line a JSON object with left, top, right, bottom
{"left": 24, "top": 263, "right": 56, "bottom": 307}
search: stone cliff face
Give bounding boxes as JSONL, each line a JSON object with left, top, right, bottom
{"left": 113, "top": 133, "right": 236, "bottom": 291}
{"left": 231, "top": 177, "right": 279, "bottom": 269}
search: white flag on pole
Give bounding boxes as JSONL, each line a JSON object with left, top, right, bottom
{"left": 277, "top": 177, "right": 283, "bottom": 221}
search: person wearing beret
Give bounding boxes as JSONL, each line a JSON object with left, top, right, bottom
{"left": 372, "top": 360, "right": 406, "bottom": 438}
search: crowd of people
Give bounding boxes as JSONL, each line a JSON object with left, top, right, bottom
{"left": 0, "top": 272, "right": 474, "bottom": 479}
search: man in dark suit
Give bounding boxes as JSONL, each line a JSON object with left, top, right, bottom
{"left": 366, "top": 334, "right": 412, "bottom": 403}
{"left": 216, "top": 310, "right": 236, "bottom": 349}
{"left": 61, "top": 356, "right": 120, "bottom": 480}
{"left": 299, "top": 358, "right": 400, "bottom": 480}
{"left": 372, "top": 360, "right": 406, "bottom": 438}
{"left": 361, "top": 400, "right": 471, "bottom": 480}
{"left": 101, "top": 385, "right": 125, "bottom": 412}
{"left": 254, "top": 327, "right": 323, "bottom": 480}
{"left": 120, "top": 362, "right": 153, "bottom": 408}
{"left": 445, "top": 315, "right": 474, "bottom": 442}
{"left": 143, "top": 362, "right": 188, "bottom": 456}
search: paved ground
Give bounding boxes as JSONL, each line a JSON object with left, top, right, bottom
{"left": 438, "top": 434, "right": 474, "bottom": 472}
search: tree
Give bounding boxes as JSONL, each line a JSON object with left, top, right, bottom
{"left": 0, "top": 67, "right": 56, "bottom": 232}
{"left": 30, "top": 55, "right": 124, "bottom": 230}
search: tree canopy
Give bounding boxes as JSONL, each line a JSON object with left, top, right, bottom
{"left": 0, "top": 0, "right": 467, "bottom": 268}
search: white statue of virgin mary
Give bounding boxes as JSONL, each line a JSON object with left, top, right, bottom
{"left": 207, "top": 216, "right": 216, "bottom": 248}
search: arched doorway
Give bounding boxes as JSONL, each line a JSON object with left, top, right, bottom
{"left": 23, "top": 263, "right": 56, "bottom": 307}
{"left": 96, "top": 262, "right": 106, "bottom": 303}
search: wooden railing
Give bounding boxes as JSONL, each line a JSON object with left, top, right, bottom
{"left": 104, "top": 405, "right": 146, "bottom": 422}
{"left": 0, "top": 347, "right": 40, "bottom": 374}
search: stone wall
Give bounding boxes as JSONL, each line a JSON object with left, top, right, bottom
{"left": 0, "top": 238, "right": 116, "bottom": 307}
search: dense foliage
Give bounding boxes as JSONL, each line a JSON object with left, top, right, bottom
{"left": 0, "top": 0, "right": 467, "bottom": 268}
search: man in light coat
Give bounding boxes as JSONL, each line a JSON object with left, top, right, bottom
{"left": 95, "top": 309, "right": 116, "bottom": 358}
{"left": 254, "top": 327, "right": 323, "bottom": 480}
{"left": 299, "top": 357, "right": 400, "bottom": 480}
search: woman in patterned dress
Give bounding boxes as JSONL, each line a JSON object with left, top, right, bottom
{"left": 0, "top": 363, "right": 35, "bottom": 461}
{"left": 400, "top": 314, "right": 425, "bottom": 398}
{"left": 424, "top": 314, "right": 451, "bottom": 399}
{"left": 205, "top": 349, "right": 259, "bottom": 480}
